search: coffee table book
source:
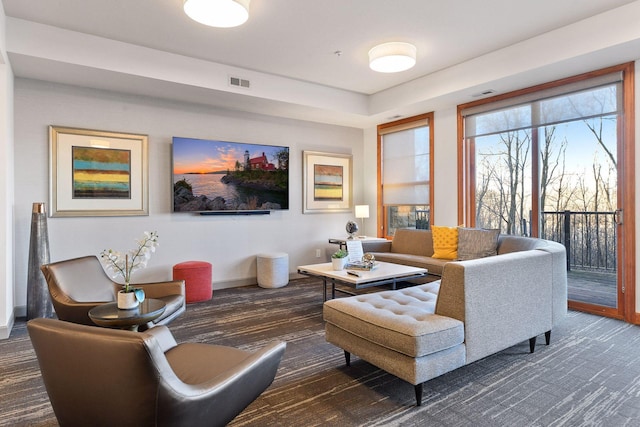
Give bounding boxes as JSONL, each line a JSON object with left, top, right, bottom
{"left": 344, "top": 261, "right": 379, "bottom": 271}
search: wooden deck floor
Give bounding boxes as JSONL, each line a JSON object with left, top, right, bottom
{"left": 568, "top": 269, "right": 617, "bottom": 308}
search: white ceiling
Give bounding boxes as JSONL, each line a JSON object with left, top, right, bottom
{"left": 2, "top": 0, "right": 640, "bottom": 127}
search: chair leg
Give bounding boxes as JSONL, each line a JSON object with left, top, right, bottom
{"left": 415, "top": 383, "right": 423, "bottom": 406}
{"left": 344, "top": 350, "right": 351, "bottom": 367}
{"left": 545, "top": 330, "right": 551, "bottom": 345}
{"left": 529, "top": 336, "right": 537, "bottom": 353}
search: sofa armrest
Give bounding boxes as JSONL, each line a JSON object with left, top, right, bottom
{"left": 54, "top": 301, "right": 104, "bottom": 326}
{"left": 435, "top": 250, "right": 553, "bottom": 364}
{"left": 536, "top": 241, "right": 568, "bottom": 326}
{"left": 361, "top": 241, "right": 392, "bottom": 253}
{"left": 144, "top": 325, "right": 178, "bottom": 352}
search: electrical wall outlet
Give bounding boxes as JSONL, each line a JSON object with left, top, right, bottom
{"left": 315, "top": 249, "right": 322, "bottom": 258}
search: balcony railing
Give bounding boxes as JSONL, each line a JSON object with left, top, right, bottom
{"left": 540, "top": 210, "right": 617, "bottom": 273}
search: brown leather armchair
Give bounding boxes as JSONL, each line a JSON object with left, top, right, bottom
{"left": 28, "top": 318, "right": 286, "bottom": 427}
{"left": 41, "top": 255, "right": 185, "bottom": 327}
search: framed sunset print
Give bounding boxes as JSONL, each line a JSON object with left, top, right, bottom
{"left": 48, "top": 126, "right": 149, "bottom": 217}
{"left": 303, "top": 151, "right": 352, "bottom": 213}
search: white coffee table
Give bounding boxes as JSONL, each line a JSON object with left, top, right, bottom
{"left": 297, "top": 261, "right": 428, "bottom": 301}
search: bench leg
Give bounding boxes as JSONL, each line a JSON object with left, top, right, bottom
{"left": 344, "top": 350, "right": 351, "bottom": 367}
{"left": 415, "top": 383, "right": 423, "bottom": 406}
{"left": 545, "top": 330, "right": 551, "bottom": 345}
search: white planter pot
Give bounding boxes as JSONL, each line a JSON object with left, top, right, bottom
{"left": 332, "top": 257, "right": 347, "bottom": 271}
{"left": 117, "top": 290, "right": 139, "bottom": 310}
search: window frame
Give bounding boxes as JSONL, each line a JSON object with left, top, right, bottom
{"left": 377, "top": 112, "right": 434, "bottom": 239}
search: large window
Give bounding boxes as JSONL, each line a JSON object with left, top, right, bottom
{"left": 377, "top": 113, "right": 434, "bottom": 237}
{"left": 460, "top": 68, "right": 624, "bottom": 237}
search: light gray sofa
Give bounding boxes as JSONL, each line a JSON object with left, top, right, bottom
{"left": 323, "top": 229, "right": 567, "bottom": 405}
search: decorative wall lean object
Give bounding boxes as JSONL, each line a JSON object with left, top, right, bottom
{"left": 27, "top": 202, "right": 52, "bottom": 320}
{"left": 49, "top": 126, "right": 149, "bottom": 217}
{"left": 303, "top": 151, "right": 352, "bottom": 213}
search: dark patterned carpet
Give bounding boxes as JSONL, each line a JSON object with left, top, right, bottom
{"left": 2, "top": 278, "right": 640, "bottom": 426}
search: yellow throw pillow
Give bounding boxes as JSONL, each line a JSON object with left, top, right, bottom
{"left": 431, "top": 225, "right": 458, "bottom": 260}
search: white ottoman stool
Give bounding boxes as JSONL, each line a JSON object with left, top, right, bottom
{"left": 257, "top": 252, "right": 289, "bottom": 288}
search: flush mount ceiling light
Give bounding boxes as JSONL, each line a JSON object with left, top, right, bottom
{"left": 368, "top": 42, "right": 417, "bottom": 73}
{"left": 183, "top": 0, "right": 250, "bottom": 28}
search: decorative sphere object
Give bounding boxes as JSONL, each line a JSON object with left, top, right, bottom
{"left": 363, "top": 253, "right": 375, "bottom": 263}
{"left": 346, "top": 220, "right": 359, "bottom": 237}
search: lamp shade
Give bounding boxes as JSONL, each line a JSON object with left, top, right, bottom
{"left": 355, "top": 205, "right": 370, "bottom": 219}
{"left": 184, "top": 0, "right": 250, "bottom": 28}
{"left": 368, "top": 42, "right": 417, "bottom": 73}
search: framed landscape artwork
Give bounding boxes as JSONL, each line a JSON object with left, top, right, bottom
{"left": 303, "top": 151, "right": 352, "bottom": 213}
{"left": 48, "top": 126, "right": 149, "bottom": 217}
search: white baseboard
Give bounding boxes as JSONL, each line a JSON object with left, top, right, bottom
{"left": 213, "top": 277, "right": 258, "bottom": 290}
{"left": 15, "top": 305, "right": 26, "bottom": 318}
{"left": 0, "top": 309, "right": 16, "bottom": 340}
{"left": 212, "top": 273, "right": 298, "bottom": 290}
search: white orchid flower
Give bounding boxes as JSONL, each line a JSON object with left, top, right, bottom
{"left": 99, "top": 231, "right": 159, "bottom": 293}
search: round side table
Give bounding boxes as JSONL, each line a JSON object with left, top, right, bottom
{"left": 88, "top": 298, "right": 166, "bottom": 331}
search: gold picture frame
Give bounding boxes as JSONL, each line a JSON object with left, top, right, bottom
{"left": 49, "top": 126, "right": 149, "bottom": 217}
{"left": 303, "top": 151, "right": 352, "bottom": 213}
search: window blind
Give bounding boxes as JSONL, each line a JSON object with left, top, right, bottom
{"left": 462, "top": 72, "right": 623, "bottom": 138}
{"left": 381, "top": 126, "right": 429, "bottom": 205}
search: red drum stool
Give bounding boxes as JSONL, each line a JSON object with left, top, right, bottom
{"left": 172, "top": 261, "right": 212, "bottom": 303}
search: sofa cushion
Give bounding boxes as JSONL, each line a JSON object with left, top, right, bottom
{"left": 431, "top": 226, "right": 458, "bottom": 260}
{"left": 457, "top": 228, "right": 499, "bottom": 260}
{"left": 390, "top": 228, "right": 433, "bottom": 257}
{"left": 323, "top": 282, "right": 464, "bottom": 358}
{"left": 368, "top": 253, "right": 448, "bottom": 276}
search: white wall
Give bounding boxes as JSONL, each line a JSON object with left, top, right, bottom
{"left": 0, "top": 0, "right": 15, "bottom": 338}
{"left": 0, "top": 65, "right": 14, "bottom": 338}
{"left": 12, "top": 78, "right": 364, "bottom": 312}
{"left": 433, "top": 108, "right": 458, "bottom": 226}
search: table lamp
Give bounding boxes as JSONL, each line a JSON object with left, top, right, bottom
{"left": 355, "top": 205, "right": 370, "bottom": 238}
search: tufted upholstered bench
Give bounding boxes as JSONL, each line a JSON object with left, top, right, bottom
{"left": 323, "top": 281, "right": 465, "bottom": 406}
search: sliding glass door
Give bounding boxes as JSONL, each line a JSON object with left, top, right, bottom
{"left": 460, "top": 64, "right": 634, "bottom": 320}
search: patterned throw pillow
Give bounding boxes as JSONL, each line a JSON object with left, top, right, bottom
{"left": 457, "top": 227, "right": 500, "bottom": 260}
{"left": 431, "top": 225, "right": 459, "bottom": 260}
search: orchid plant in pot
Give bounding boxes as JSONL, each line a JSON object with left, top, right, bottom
{"left": 100, "top": 231, "right": 159, "bottom": 309}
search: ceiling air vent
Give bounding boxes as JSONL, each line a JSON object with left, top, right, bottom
{"left": 229, "top": 76, "right": 250, "bottom": 89}
{"left": 472, "top": 89, "right": 496, "bottom": 98}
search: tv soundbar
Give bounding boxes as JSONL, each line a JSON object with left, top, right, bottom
{"left": 199, "top": 210, "right": 270, "bottom": 216}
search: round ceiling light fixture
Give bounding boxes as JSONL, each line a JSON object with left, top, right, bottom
{"left": 368, "top": 42, "right": 417, "bottom": 73}
{"left": 183, "top": 0, "right": 250, "bottom": 28}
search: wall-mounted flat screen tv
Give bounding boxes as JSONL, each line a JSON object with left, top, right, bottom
{"left": 172, "top": 137, "right": 289, "bottom": 214}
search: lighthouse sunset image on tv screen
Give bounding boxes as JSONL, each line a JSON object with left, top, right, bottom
{"left": 172, "top": 137, "right": 289, "bottom": 213}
